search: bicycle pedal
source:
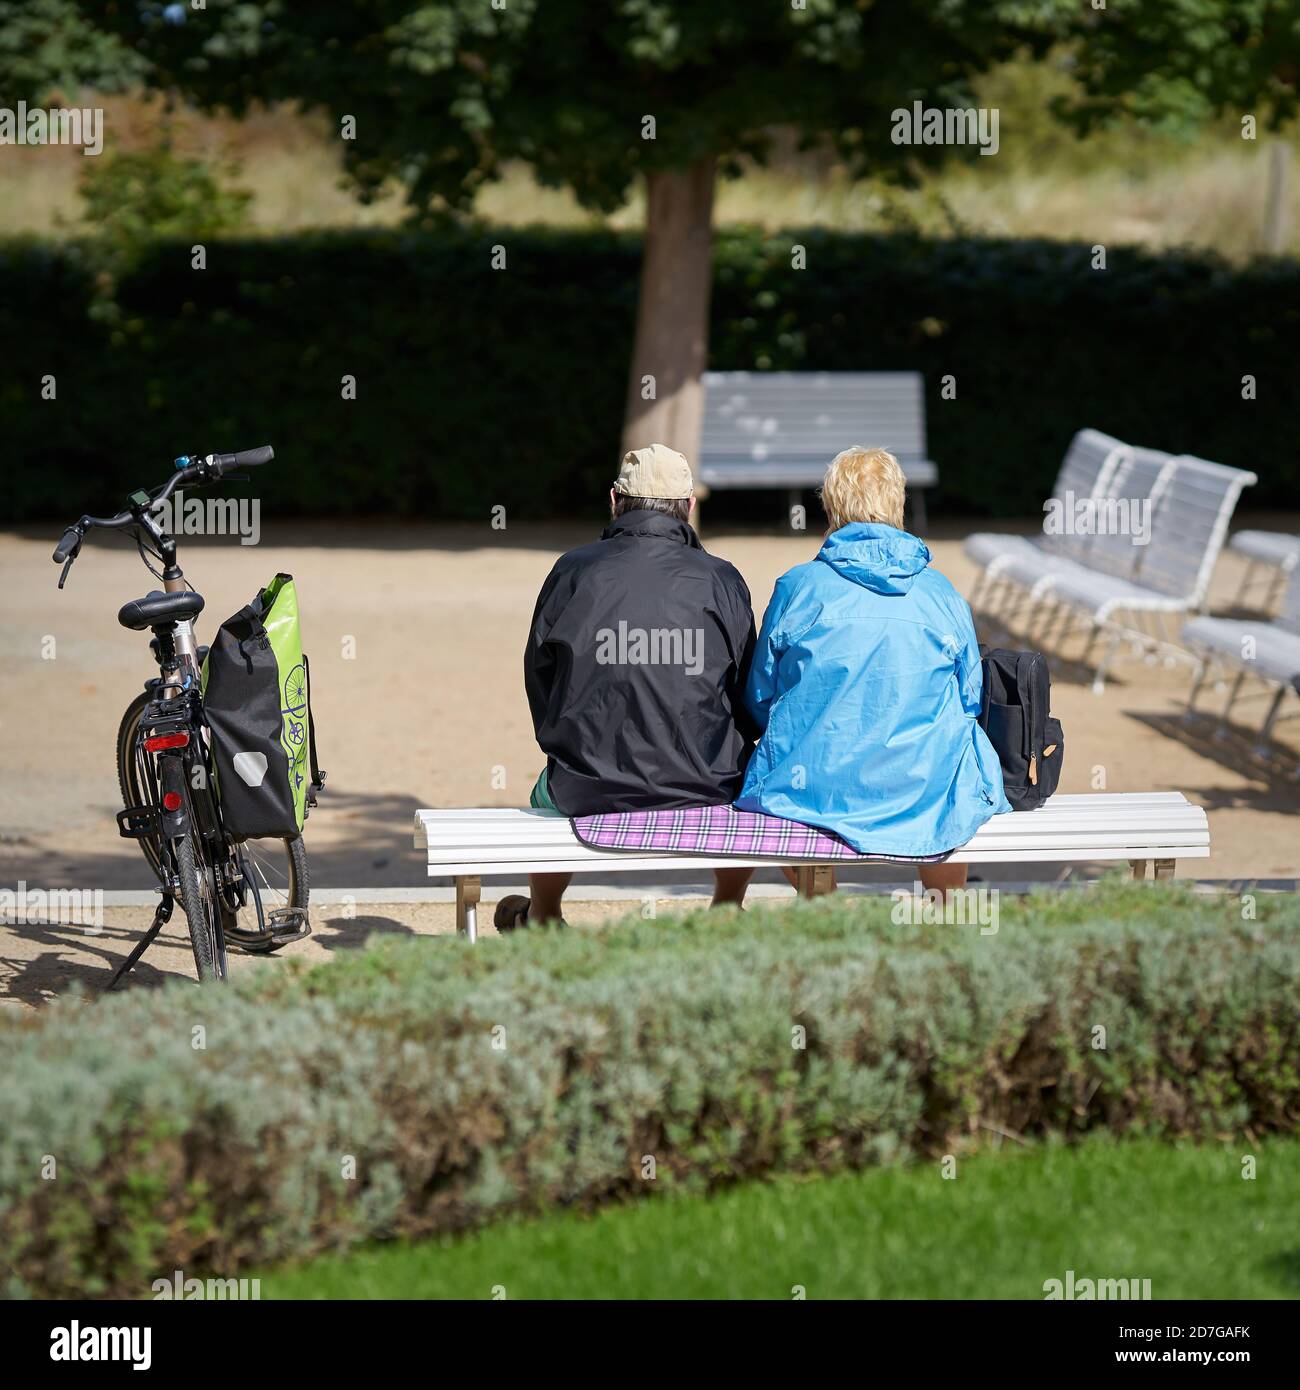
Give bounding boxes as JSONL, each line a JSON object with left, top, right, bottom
{"left": 267, "top": 907, "right": 312, "bottom": 943}
{"left": 117, "top": 805, "right": 161, "bottom": 839}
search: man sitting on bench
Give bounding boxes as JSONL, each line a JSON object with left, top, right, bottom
{"left": 497, "top": 444, "right": 759, "bottom": 928}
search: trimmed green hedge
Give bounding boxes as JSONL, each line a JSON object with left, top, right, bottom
{"left": 2, "top": 881, "right": 1297, "bottom": 1297}
{"left": 2, "top": 228, "right": 1296, "bottom": 523}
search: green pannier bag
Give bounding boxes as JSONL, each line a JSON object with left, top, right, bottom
{"left": 201, "top": 573, "right": 324, "bottom": 841}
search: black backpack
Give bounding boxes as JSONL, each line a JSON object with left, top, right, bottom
{"left": 977, "top": 647, "right": 1064, "bottom": 811}
{"left": 201, "top": 574, "right": 324, "bottom": 841}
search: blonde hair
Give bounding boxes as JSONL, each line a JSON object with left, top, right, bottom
{"left": 820, "top": 446, "right": 907, "bottom": 531}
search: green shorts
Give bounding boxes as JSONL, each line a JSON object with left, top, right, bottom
{"left": 529, "top": 768, "right": 558, "bottom": 812}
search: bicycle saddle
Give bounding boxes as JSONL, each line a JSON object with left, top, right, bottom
{"left": 117, "top": 590, "right": 206, "bottom": 630}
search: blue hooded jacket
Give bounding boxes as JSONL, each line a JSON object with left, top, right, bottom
{"left": 735, "top": 523, "right": 1011, "bottom": 856}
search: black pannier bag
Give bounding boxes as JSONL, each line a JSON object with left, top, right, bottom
{"left": 201, "top": 574, "right": 324, "bottom": 841}
{"left": 977, "top": 647, "right": 1063, "bottom": 812}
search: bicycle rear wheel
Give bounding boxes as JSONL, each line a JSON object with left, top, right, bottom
{"left": 223, "top": 833, "right": 309, "bottom": 953}
{"left": 174, "top": 822, "right": 227, "bottom": 982}
{"left": 117, "top": 691, "right": 165, "bottom": 882}
{"left": 118, "top": 690, "right": 308, "bottom": 950}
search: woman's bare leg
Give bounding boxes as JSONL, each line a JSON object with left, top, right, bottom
{"left": 712, "top": 867, "right": 755, "bottom": 907}
{"left": 919, "top": 862, "right": 968, "bottom": 900}
{"left": 528, "top": 872, "right": 572, "bottom": 923}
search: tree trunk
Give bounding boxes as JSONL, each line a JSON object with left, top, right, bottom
{"left": 620, "top": 156, "right": 717, "bottom": 470}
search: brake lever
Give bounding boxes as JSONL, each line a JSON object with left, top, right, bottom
{"left": 58, "top": 554, "right": 76, "bottom": 590}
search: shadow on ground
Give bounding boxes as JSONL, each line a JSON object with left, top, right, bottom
{"left": 1127, "top": 709, "right": 1300, "bottom": 810}
{"left": 0, "top": 918, "right": 190, "bottom": 1006}
{"left": 0, "top": 790, "right": 429, "bottom": 892}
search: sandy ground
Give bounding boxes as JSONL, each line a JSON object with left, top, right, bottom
{"left": 2, "top": 513, "right": 1297, "bottom": 1008}
{"left": 0, "top": 899, "right": 628, "bottom": 1012}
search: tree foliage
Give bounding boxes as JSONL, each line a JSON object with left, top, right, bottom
{"left": 29, "top": 1, "right": 1075, "bottom": 211}
{"left": 0, "top": 0, "right": 146, "bottom": 98}
{"left": 6, "top": 2, "right": 1295, "bottom": 217}
{"left": 1064, "top": 0, "right": 1300, "bottom": 134}
{"left": 78, "top": 142, "right": 251, "bottom": 276}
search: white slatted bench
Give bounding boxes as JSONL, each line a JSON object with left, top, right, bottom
{"left": 413, "top": 793, "right": 1210, "bottom": 941}
{"left": 699, "top": 371, "right": 939, "bottom": 528}
{"left": 1229, "top": 530, "right": 1300, "bottom": 614}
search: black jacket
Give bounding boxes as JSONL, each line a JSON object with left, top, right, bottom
{"left": 524, "top": 510, "right": 758, "bottom": 815}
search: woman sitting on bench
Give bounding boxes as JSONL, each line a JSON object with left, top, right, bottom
{"left": 735, "top": 446, "right": 1009, "bottom": 894}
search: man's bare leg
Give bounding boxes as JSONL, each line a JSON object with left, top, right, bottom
{"left": 711, "top": 866, "right": 755, "bottom": 907}
{"left": 528, "top": 872, "right": 572, "bottom": 923}
{"left": 919, "top": 862, "right": 967, "bottom": 900}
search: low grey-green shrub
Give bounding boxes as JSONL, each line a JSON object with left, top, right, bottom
{"left": 1, "top": 880, "right": 1296, "bottom": 1296}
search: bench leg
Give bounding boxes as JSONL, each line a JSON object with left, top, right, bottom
{"left": 1129, "top": 859, "right": 1148, "bottom": 880}
{"left": 1216, "top": 670, "right": 1248, "bottom": 738}
{"left": 1256, "top": 685, "right": 1287, "bottom": 753}
{"left": 1153, "top": 859, "right": 1176, "bottom": 881}
{"left": 794, "top": 865, "right": 836, "bottom": 898}
{"left": 455, "top": 875, "right": 481, "bottom": 943}
{"left": 1233, "top": 558, "right": 1258, "bottom": 611}
{"left": 1185, "top": 656, "right": 1210, "bottom": 718}
{"left": 1090, "top": 627, "right": 1122, "bottom": 696}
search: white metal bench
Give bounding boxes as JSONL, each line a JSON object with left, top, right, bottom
{"left": 979, "top": 452, "right": 1257, "bottom": 694}
{"left": 413, "top": 793, "right": 1211, "bottom": 940}
{"left": 965, "top": 427, "right": 1128, "bottom": 605}
{"left": 1184, "top": 560, "right": 1300, "bottom": 753}
{"left": 1228, "top": 530, "right": 1300, "bottom": 614}
{"left": 698, "top": 371, "right": 939, "bottom": 527}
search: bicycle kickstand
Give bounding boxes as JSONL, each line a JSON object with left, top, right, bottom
{"left": 104, "top": 892, "right": 174, "bottom": 992}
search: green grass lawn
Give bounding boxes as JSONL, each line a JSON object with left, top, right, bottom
{"left": 262, "top": 1138, "right": 1300, "bottom": 1300}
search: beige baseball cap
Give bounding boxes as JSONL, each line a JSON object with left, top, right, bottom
{"left": 614, "top": 443, "right": 694, "bottom": 500}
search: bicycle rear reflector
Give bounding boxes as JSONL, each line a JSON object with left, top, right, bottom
{"left": 144, "top": 731, "right": 190, "bottom": 751}
{"left": 162, "top": 792, "right": 183, "bottom": 811}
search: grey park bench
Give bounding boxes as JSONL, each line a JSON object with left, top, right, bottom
{"left": 698, "top": 371, "right": 940, "bottom": 528}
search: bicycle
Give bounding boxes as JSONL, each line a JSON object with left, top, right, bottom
{"left": 52, "top": 446, "right": 319, "bottom": 986}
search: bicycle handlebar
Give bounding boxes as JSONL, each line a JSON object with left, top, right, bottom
{"left": 51, "top": 444, "right": 275, "bottom": 571}
{"left": 212, "top": 445, "right": 274, "bottom": 471}
{"left": 52, "top": 527, "right": 81, "bottom": 563}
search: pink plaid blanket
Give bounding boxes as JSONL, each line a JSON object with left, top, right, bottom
{"left": 571, "top": 803, "right": 947, "bottom": 863}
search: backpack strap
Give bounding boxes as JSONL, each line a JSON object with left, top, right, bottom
{"left": 1018, "top": 651, "right": 1050, "bottom": 783}
{"left": 303, "top": 652, "right": 326, "bottom": 802}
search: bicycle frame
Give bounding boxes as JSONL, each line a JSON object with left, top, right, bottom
{"left": 143, "top": 509, "right": 200, "bottom": 694}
